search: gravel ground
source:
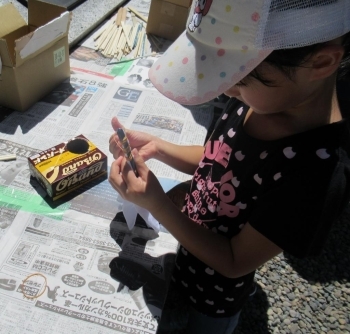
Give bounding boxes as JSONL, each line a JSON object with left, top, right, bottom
{"left": 235, "top": 205, "right": 350, "bottom": 334}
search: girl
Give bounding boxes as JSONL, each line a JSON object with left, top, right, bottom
{"left": 109, "top": 0, "right": 350, "bottom": 333}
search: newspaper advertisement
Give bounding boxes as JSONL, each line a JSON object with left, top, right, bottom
{"left": 0, "top": 64, "right": 214, "bottom": 332}
{"left": 0, "top": 207, "right": 177, "bottom": 333}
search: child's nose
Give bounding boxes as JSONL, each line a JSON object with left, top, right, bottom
{"left": 224, "top": 85, "right": 241, "bottom": 98}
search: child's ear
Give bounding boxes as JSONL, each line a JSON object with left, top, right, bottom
{"left": 309, "top": 45, "right": 344, "bottom": 81}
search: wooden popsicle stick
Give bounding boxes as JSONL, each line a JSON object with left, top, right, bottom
{"left": 121, "top": 7, "right": 128, "bottom": 22}
{"left": 115, "top": 7, "right": 124, "bottom": 26}
{"left": 95, "top": 5, "right": 164, "bottom": 58}
{"left": 104, "top": 25, "right": 118, "bottom": 53}
{"left": 129, "top": 26, "right": 138, "bottom": 49}
{"left": 135, "top": 30, "right": 144, "bottom": 57}
{"left": 128, "top": 6, "right": 148, "bottom": 23}
{"left": 134, "top": 31, "right": 141, "bottom": 57}
{"left": 105, "top": 27, "right": 119, "bottom": 56}
{"left": 111, "top": 27, "right": 122, "bottom": 55}
{"left": 96, "top": 24, "right": 115, "bottom": 49}
{"left": 131, "top": 23, "right": 141, "bottom": 49}
{"left": 130, "top": 13, "right": 138, "bottom": 27}
{"left": 140, "top": 31, "right": 146, "bottom": 56}
{"left": 93, "top": 18, "right": 113, "bottom": 41}
{"left": 100, "top": 24, "right": 117, "bottom": 51}
{"left": 145, "top": 35, "right": 152, "bottom": 55}
{"left": 0, "top": 154, "right": 16, "bottom": 161}
{"left": 117, "top": 33, "right": 126, "bottom": 56}
{"left": 115, "top": 48, "right": 123, "bottom": 61}
{"left": 121, "top": 22, "right": 133, "bottom": 49}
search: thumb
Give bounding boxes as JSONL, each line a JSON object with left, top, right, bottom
{"left": 111, "top": 117, "right": 124, "bottom": 131}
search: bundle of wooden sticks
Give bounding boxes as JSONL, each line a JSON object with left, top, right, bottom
{"left": 93, "top": 6, "right": 162, "bottom": 60}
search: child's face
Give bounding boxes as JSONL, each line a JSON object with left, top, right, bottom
{"left": 224, "top": 62, "right": 315, "bottom": 115}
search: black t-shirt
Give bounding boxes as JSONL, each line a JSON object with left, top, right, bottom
{"left": 172, "top": 99, "right": 350, "bottom": 317}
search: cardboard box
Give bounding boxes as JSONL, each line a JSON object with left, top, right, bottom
{"left": 28, "top": 135, "right": 108, "bottom": 201}
{"left": 0, "top": 0, "right": 71, "bottom": 112}
{"left": 146, "top": 0, "right": 191, "bottom": 41}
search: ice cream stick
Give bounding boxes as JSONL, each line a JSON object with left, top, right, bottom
{"left": 128, "top": 6, "right": 147, "bottom": 23}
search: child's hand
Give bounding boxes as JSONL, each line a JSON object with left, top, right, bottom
{"left": 109, "top": 148, "right": 165, "bottom": 213}
{"left": 109, "top": 117, "right": 159, "bottom": 162}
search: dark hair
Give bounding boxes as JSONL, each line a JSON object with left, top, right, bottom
{"left": 240, "top": 32, "right": 350, "bottom": 87}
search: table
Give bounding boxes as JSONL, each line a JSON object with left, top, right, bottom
{"left": 0, "top": 1, "right": 214, "bottom": 333}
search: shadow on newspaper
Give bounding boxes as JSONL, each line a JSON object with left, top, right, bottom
{"left": 0, "top": 81, "right": 87, "bottom": 135}
{"left": 101, "top": 182, "right": 192, "bottom": 322}
{"left": 97, "top": 212, "right": 177, "bottom": 321}
{"left": 29, "top": 173, "right": 108, "bottom": 209}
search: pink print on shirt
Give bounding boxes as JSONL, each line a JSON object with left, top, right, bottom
{"left": 218, "top": 170, "right": 240, "bottom": 218}
{"left": 186, "top": 139, "right": 241, "bottom": 225}
{"left": 204, "top": 140, "right": 231, "bottom": 168}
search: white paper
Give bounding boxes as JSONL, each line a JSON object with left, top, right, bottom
{"left": 19, "top": 12, "right": 70, "bottom": 59}
{"left": 122, "top": 199, "right": 160, "bottom": 233}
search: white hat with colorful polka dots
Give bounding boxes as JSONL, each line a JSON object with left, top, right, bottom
{"left": 148, "top": 0, "right": 350, "bottom": 105}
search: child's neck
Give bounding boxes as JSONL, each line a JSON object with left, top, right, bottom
{"left": 243, "top": 85, "right": 342, "bottom": 141}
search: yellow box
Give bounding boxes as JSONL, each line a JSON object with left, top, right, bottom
{"left": 28, "top": 135, "right": 108, "bottom": 200}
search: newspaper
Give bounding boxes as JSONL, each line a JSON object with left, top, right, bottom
{"left": 0, "top": 67, "right": 214, "bottom": 333}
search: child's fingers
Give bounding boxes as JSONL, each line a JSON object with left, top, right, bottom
{"left": 131, "top": 149, "right": 148, "bottom": 178}
{"left": 109, "top": 157, "right": 128, "bottom": 196}
{"left": 109, "top": 134, "right": 121, "bottom": 158}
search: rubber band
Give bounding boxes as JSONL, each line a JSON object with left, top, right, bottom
{"left": 22, "top": 273, "right": 47, "bottom": 299}
{"left": 114, "top": 136, "right": 124, "bottom": 152}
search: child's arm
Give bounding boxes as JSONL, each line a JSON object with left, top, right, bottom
{"left": 110, "top": 117, "right": 203, "bottom": 175}
{"left": 153, "top": 195, "right": 282, "bottom": 278}
{"left": 109, "top": 149, "right": 283, "bottom": 278}
{"left": 142, "top": 172, "right": 283, "bottom": 278}
{"left": 154, "top": 140, "right": 204, "bottom": 175}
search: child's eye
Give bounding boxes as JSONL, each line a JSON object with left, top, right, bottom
{"left": 235, "top": 80, "right": 247, "bottom": 87}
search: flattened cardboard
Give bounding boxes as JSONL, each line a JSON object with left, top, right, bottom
{"left": 28, "top": 135, "right": 108, "bottom": 201}
{"left": 16, "top": 11, "right": 70, "bottom": 66}
{"left": 0, "top": 0, "right": 71, "bottom": 111}
{"left": 146, "top": 0, "right": 191, "bottom": 41}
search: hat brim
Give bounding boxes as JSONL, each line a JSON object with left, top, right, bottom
{"left": 149, "top": 31, "right": 272, "bottom": 105}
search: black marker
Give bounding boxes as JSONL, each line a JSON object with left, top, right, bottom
{"left": 116, "top": 128, "right": 139, "bottom": 177}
